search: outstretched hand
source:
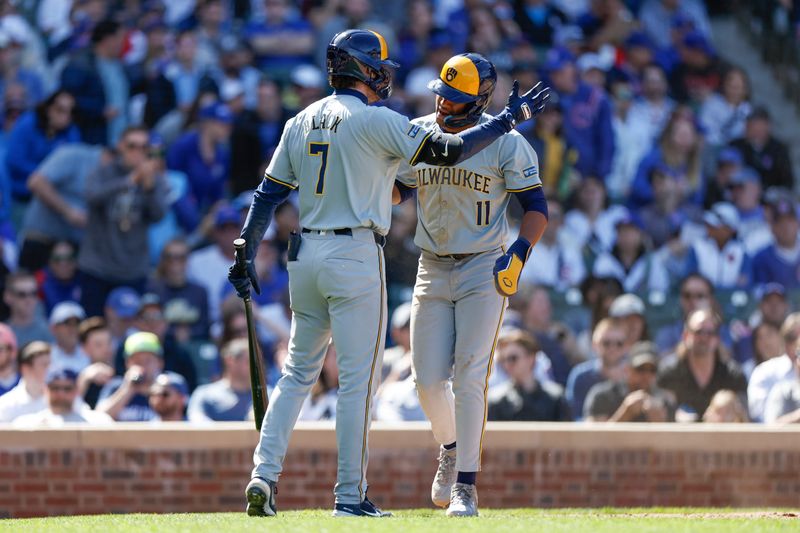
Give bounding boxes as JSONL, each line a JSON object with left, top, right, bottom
{"left": 502, "top": 80, "right": 550, "bottom": 128}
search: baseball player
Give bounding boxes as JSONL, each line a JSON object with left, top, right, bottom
{"left": 397, "top": 53, "right": 549, "bottom": 516}
{"left": 228, "top": 30, "right": 549, "bottom": 518}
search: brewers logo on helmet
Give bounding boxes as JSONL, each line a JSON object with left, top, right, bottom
{"left": 428, "top": 53, "right": 497, "bottom": 128}
{"left": 326, "top": 29, "right": 399, "bottom": 100}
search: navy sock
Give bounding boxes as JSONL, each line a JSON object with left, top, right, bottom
{"left": 457, "top": 471, "right": 477, "bottom": 485}
{"left": 443, "top": 442, "right": 457, "bottom": 450}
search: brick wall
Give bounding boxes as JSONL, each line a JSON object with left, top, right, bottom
{"left": 1, "top": 422, "right": 799, "bottom": 517}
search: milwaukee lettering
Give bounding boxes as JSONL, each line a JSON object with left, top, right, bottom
{"left": 416, "top": 167, "right": 492, "bottom": 194}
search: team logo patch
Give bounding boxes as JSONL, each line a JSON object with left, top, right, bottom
{"left": 407, "top": 125, "right": 421, "bottom": 138}
{"left": 523, "top": 165, "right": 538, "bottom": 178}
{"left": 445, "top": 67, "right": 458, "bottom": 82}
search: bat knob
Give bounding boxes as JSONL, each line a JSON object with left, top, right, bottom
{"left": 233, "top": 238, "right": 246, "bottom": 249}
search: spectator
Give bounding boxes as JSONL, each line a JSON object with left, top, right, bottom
{"left": 702, "top": 146, "right": 742, "bottom": 209}
{"left": 654, "top": 273, "right": 715, "bottom": 355}
{"left": 584, "top": 342, "right": 675, "bottom": 422}
{"left": 36, "top": 241, "right": 82, "bottom": 315}
{"left": 729, "top": 167, "right": 771, "bottom": 255}
{"left": 699, "top": 66, "right": 752, "bottom": 149}
{"left": 13, "top": 368, "right": 113, "bottom": 427}
{"left": 629, "top": 106, "right": 704, "bottom": 209}
{"left": 512, "top": 0, "right": 568, "bottom": 48}
{"left": 20, "top": 143, "right": 108, "bottom": 272}
{"left": 608, "top": 293, "right": 649, "bottom": 351}
{"left": 214, "top": 37, "right": 261, "bottom": 112}
{"left": 668, "top": 30, "right": 724, "bottom": 104}
{"left": 229, "top": 78, "right": 289, "bottom": 195}
{"left": 166, "top": 101, "right": 232, "bottom": 212}
{"left": 149, "top": 238, "right": 210, "bottom": 341}
{"left": 638, "top": 165, "right": 702, "bottom": 249}
{"left": 488, "top": 328, "right": 572, "bottom": 422}
{"left": 702, "top": 389, "right": 748, "bottom": 423}
{"left": 657, "top": 308, "right": 747, "bottom": 419}
{"left": 730, "top": 106, "right": 794, "bottom": 191}
{"left": 520, "top": 94, "right": 577, "bottom": 202}
{"left": 298, "top": 342, "right": 337, "bottom": 421}
{"left": 96, "top": 331, "right": 163, "bottom": 422}
{"left": 685, "top": 202, "right": 751, "bottom": 289}
{"left": 383, "top": 201, "right": 420, "bottom": 301}
{"left": 381, "top": 302, "right": 412, "bottom": 381}
{"left": 544, "top": 46, "right": 614, "bottom": 181}
{"left": 4, "top": 89, "right": 79, "bottom": 210}
{"left": 129, "top": 20, "right": 176, "bottom": 130}
{"left": 76, "top": 317, "right": 114, "bottom": 409}
{"left": 627, "top": 64, "right": 675, "bottom": 146}
{"left": 748, "top": 312, "right": 800, "bottom": 422}
{"left": 163, "top": 30, "right": 210, "bottom": 113}
{"left": 592, "top": 213, "right": 669, "bottom": 292}
{"left": 0, "top": 340, "right": 50, "bottom": 422}
{"left": 188, "top": 338, "right": 253, "bottom": 422}
{"left": 0, "top": 30, "right": 44, "bottom": 110}
{"left": 78, "top": 126, "right": 169, "bottom": 317}
{"left": 60, "top": 19, "right": 128, "bottom": 145}
{"left": 575, "top": 0, "right": 635, "bottom": 49}
{"left": 245, "top": 0, "right": 314, "bottom": 81}
{"left": 125, "top": 293, "right": 198, "bottom": 392}
{"left": 565, "top": 318, "right": 628, "bottom": 419}
{"left": 639, "top": 0, "right": 712, "bottom": 50}
{"left": 752, "top": 197, "right": 800, "bottom": 289}
{"left": 521, "top": 286, "right": 580, "bottom": 385}
{"left": 48, "top": 301, "right": 88, "bottom": 374}
{"left": 4, "top": 271, "right": 52, "bottom": 346}
{"left": 731, "top": 283, "right": 789, "bottom": 371}
{"left": 148, "top": 371, "right": 189, "bottom": 422}
{"left": 288, "top": 63, "right": 325, "bottom": 112}
{"left": 0, "top": 323, "right": 18, "bottom": 396}
{"left": 104, "top": 286, "right": 140, "bottom": 353}
{"left": 518, "top": 199, "right": 586, "bottom": 291}
{"left": 562, "top": 176, "right": 627, "bottom": 261}
{"left": 187, "top": 205, "right": 242, "bottom": 323}
{"left": 763, "top": 347, "right": 800, "bottom": 424}
{"left": 194, "top": 0, "right": 230, "bottom": 70}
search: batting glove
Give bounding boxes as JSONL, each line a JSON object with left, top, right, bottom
{"left": 493, "top": 238, "right": 531, "bottom": 297}
{"left": 501, "top": 81, "right": 550, "bottom": 128}
{"left": 228, "top": 260, "right": 261, "bottom": 299}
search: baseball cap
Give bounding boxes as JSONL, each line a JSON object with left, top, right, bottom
{"left": 46, "top": 368, "right": 78, "bottom": 385}
{"left": 198, "top": 102, "right": 233, "bottom": 124}
{"left": 614, "top": 211, "right": 643, "bottom": 230}
{"left": 576, "top": 52, "right": 610, "bottom": 73}
{"left": 729, "top": 166, "right": 761, "bottom": 187}
{"left": 608, "top": 294, "right": 645, "bottom": 318}
{"left": 757, "top": 282, "right": 786, "bottom": 300}
{"left": 290, "top": 64, "right": 324, "bottom": 89}
{"left": 124, "top": 331, "right": 163, "bottom": 358}
{"left": 624, "top": 31, "right": 654, "bottom": 51}
{"left": 767, "top": 196, "right": 798, "bottom": 219}
{"left": 391, "top": 302, "right": 412, "bottom": 330}
{"left": 152, "top": 371, "right": 189, "bottom": 398}
{"left": 682, "top": 31, "right": 715, "bottom": 56}
{"left": 18, "top": 340, "right": 51, "bottom": 365}
{"left": 747, "top": 105, "right": 770, "bottom": 122}
{"left": 220, "top": 79, "right": 245, "bottom": 102}
{"left": 543, "top": 46, "right": 575, "bottom": 72}
{"left": 0, "top": 323, "right": 17, "bottom": 353}
{"left": 49, "top": 301, "right": 86, "bottom": 326}
{"left": 215, "top": 205, "right": 241, "bottom": 227}
{"left": 629, "top": 342, "right": 658, "bottom": 370}
{"left": 717, "top": 147, "right": 743, "bottom": 166}
{"left": 106, "top": 287, "right": 142, "bottom": 319}
{"left": 703, "top": 202, "right": 740, "bottom": 231}
{"left": 139, "top": 293, "right": 162, "bottom": 311}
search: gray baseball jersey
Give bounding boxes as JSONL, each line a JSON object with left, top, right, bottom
{"left": 405, "top": 113, "right": 541, "bottom": 473}
{"left": 252, "top": 91, "right": 433, "bottom": 506}
{"left": 264, "top": 93, "right": 424, "bottom": 235}
{"left": 398, "top": 113, "right": 541, "bottom": 254}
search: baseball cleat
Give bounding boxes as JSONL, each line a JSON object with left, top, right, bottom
{"left": 446, "top": 483, "right": 479, "bottom": 517}
{"left": 245, "top": 476, "right": 277, "bottom": 517}
{"left": 333, "top": 495, "right": 393, "bottom": 517}
{"left": 431, "top": 446, "right": 457, "bottom": 507}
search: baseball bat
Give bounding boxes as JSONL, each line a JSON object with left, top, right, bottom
{"left": 233, "top": 238, "right": 269, "bottom": 432}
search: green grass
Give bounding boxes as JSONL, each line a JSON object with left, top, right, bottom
{"left": 2, "top": 509, "right": 798, "bottom": 533}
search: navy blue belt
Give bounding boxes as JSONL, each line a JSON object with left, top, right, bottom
{"left": 301, "top": 227, "right": 386, "bottom": 246}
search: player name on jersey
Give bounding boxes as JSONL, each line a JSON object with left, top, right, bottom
{"left": 303, "top": 112, "right": 344, "bottom": 134}
{"left": 415, "top": 166, "right": 492, "bottom": 194}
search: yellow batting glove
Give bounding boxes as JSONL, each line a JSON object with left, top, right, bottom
{"left": 493, "top": 238, "right": 531, "bottom": 297}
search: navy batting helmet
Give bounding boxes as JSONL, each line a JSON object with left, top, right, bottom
{"left": 327, "top": 29, "right": 399, "bottom": 100}
{"left": 428, "top": 53, "right": 497, "bottom": 128}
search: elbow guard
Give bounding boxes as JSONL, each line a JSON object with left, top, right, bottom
{"left": 413, "top": 132, "right": 463, "bottom": 166}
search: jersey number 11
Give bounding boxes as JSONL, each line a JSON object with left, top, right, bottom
{"left": 476, "top": 200, "right": 490, "bottom": 226}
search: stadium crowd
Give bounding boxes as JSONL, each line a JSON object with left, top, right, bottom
{"left": 0, "top": 0, "right": 798, "bottom": 427}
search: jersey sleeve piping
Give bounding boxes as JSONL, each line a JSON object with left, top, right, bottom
{"left": 265, "top": 173, "right": 297, "bottom": 190}
{"left": 506, "top": 182, "right": 542, "bottom": 193}
{"left": 409, "top": 130, "right": 434, "bottom": 166}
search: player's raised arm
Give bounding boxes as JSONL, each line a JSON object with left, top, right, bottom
{"left": 412, "top": 81, "right": 550, "bottom": 167}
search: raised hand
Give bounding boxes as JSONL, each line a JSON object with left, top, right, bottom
{"left": 502, "top": 80, "right": 550, "bottom": 128}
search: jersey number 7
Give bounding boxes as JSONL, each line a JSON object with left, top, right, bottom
{"left": 309, "top": 142, "right": 330, "bottom": 195}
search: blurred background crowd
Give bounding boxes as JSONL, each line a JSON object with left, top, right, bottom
{"left": 0, "top": 0, "right": 798, "bottom": 427}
